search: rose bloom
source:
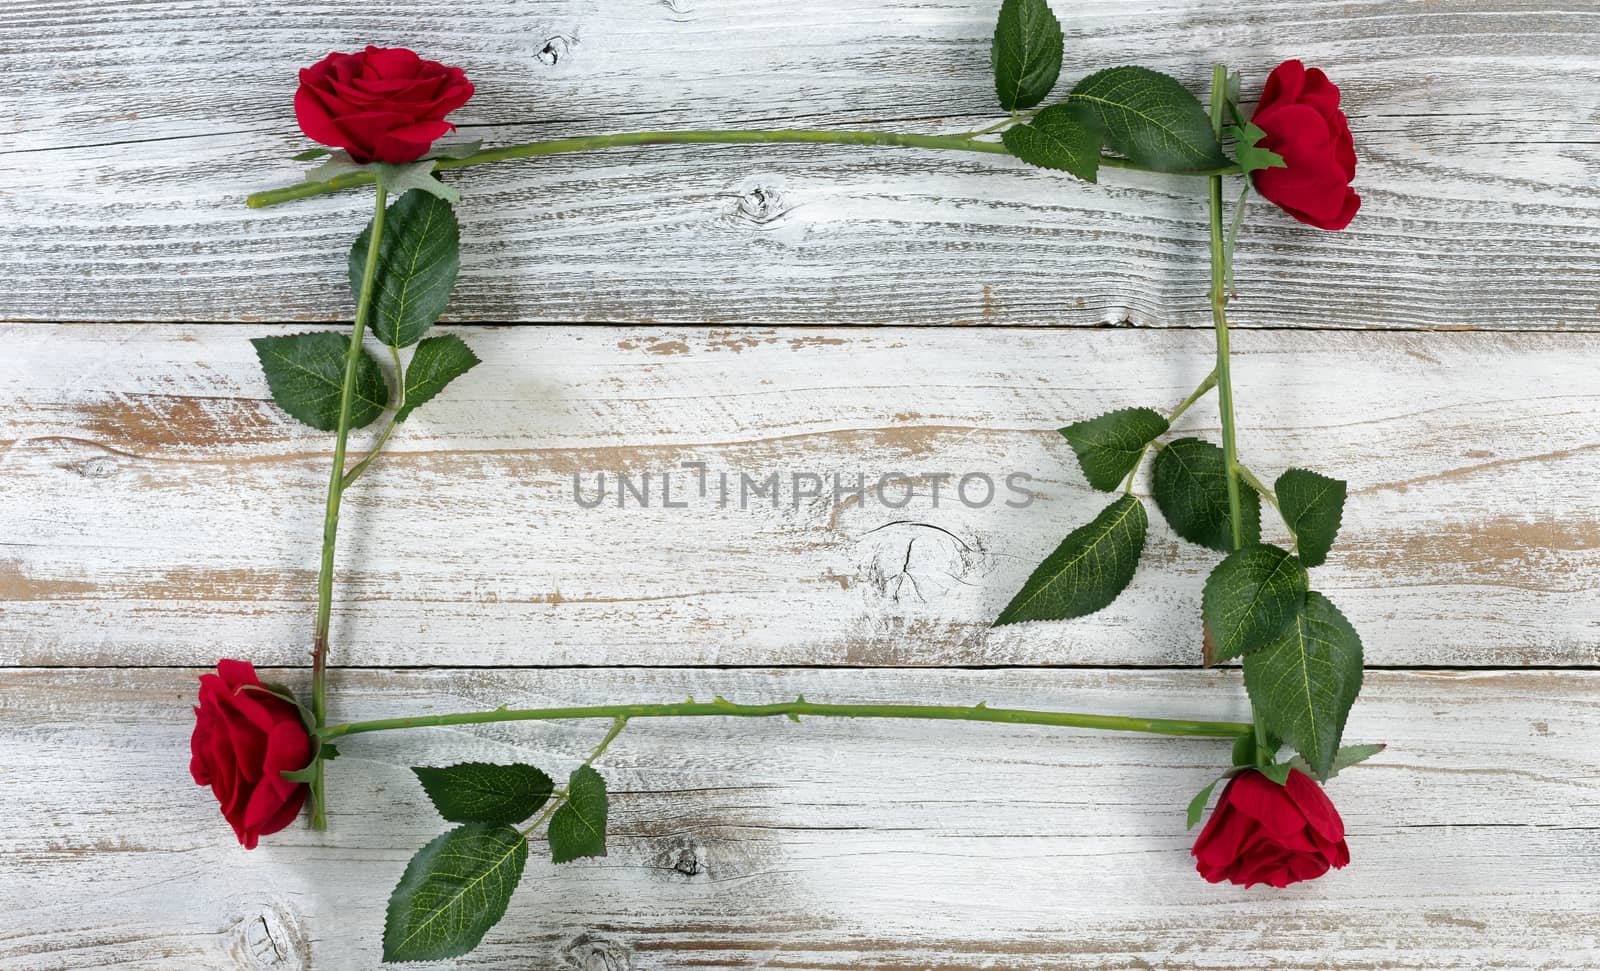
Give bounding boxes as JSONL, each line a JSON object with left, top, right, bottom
{"left": 190, "top": 660, "right": 313, "bottom": 849}
{"left": 1192, "top": 768, "right": 1350, "bottom": 888}
{"left": 295, "top": 46, "right": 474, "bottom": 164}
{"left": 1250, "top": 59, "right": 1360, "bottom": 231}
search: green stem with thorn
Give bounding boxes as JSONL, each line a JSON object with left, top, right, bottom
{"left": 314, "top": 698, "right": 1252, "bottom": 742}
{"left": 246, "top": 128, "right": 1241, "bottom": 209}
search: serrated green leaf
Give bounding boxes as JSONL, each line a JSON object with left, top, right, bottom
{"left": 994, "top": 494, "right": 1148, "bottom": 625}
{"left": 350, "top": 189, "right": 461, "bottom": 349}
{"left": 1202, "top": 544, "right": 1308, "bottom": 664}
{"left": 1243, "top": 592, "right": 1364, "bottom": 779}
{"left": 383, "top": 823, "right": 527, "bottom": 963}
{"left": 1275, "top": 468, "right": 1347, "bottom": 568}
{"left": 548, "top": 765, "right": 608, "bottom": 864}
{"left": 252, "top": 331, "right": 389, "bottom": 431}
{"left": 1057, "top": 407, "right": 1168, "bottom": 491}
{"left": 397, "top": 334, "right": 480, "bottom": 422}
{"left": 1186, "top": 779, "right": 1219, "bottom": 830}
{"left": 1224, "top": 122, "right": 1286, "bottom": 175}
{"left": 1068, "top": 66, "right": 1229, "bottom": 172}
{"left": 1152, "top": 438, "right": 1261, "bottom": 551}
{"left": 413, "top": 763, "right": 555, "bottom": 824}
{"left": 991, "top": 0, "right": 1063, "bottom": 112}
{"left": 1001, "top": 102, "right": 1102, "bottom": 182}
{"left": 1290, "top": 742, "right": 1385, "bottom": 780}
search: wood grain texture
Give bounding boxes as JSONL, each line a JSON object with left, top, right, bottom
{"left": 1, "top": 666, "right": 1595, "bottom": 970}
{"left": 3, "top": 0, "right": 1599, "bottom": 327}
{"left": 4, "top": 324, "right": 1596, "bottom": 669}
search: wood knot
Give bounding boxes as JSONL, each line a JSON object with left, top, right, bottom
{"left": 733, "top": 183, "right": 792, "bottom": 227}
{"left": 665, "top": 839, "right": 707, "bottom": 877}
{"left": 229, "top": 903, "right": 306, "bottom": 969}
{"left": 657, "top": 0, "right": 696, "bottom": 20}
{"left": 856, "top": 520, "right": 984, "bottom": 606}
{"left": 564, "top": 932, "right": 633, "bottom": 970}
{"left": 535, "top": 34, "right": 574, "bottom": 66}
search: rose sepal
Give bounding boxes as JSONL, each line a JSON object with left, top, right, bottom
{"left": 280, "top": 737, "right": 341, "bottom": 784}
{"left": 303, "top": 142, "right": 480, "bottom": 204}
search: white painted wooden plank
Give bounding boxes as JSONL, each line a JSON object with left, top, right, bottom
{"left": 3, "top": 323, "right": 1596, "bottom": 668}
{"left": 0, "top": 667, "right": 1593, "bottom": 970}
{"left": 2, "top": 1, "right": 1597, "bottom": 326}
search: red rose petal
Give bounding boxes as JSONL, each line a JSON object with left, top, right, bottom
{"left": 1257, "top": 59, "right": 1306, "bottom": 114}
{"left": 363, "top": 46, "right": 424, "bottom": 81}
{"left": 373, "top": 120, "right": 456, "bottom": 163}
{"left": 1249, "top": 59, "right": 1360, "bottom": 231}
{"left": 1285, "top": 770, "right": 1347, "bottom": 843}
{"left": 1223, "top": 771, "right": 1306, "bottom": 835}
{"left": 1298, "top": 67, "right": 1342, "bottom": 120}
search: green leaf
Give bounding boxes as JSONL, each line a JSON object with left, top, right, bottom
{"left": 1057, "top": 407, "right": 1168, "bottom": 491}
{"left": 413, "top": 763, "right": 555, "bottom": 824}
{"left": 548, "top": 765, "right": 608, "bottom": 864}
{"left": 1201, "top": 544, "right": 1308, "bottom": 664}
{"left": 1224, "top": 122, "right": 1286, "bottom": 175}
{"left": 1243, "top": 592, "right": 1365, "bottom": 779}
{"left": 292, "top": 147, "right": 331, "bottom": 162}
{"left": 993, "top": 494, "right": 1148, "bottom": 625}
{"left": 1068, "top": 66, "right": 1230, "bottom": 172}
{"left": 991, "top": 0, "right": 1063, "bottom": 112}
{"left": 350, "top": 189, "right": 461, "bottom": 349}
{"left": 397, "top": 334, "right": 480, "bottom": 422}
{"left": 1001, "top": 103, "right": 1103, "bottom": 182}
{"left": 252, "top": 331, "right": 390, "bottom": 431}
{"left": 383, "top": 823, "right": 528, "bottom": 963}
{"left": 1275, "top": 468, "right": 1347, "bottom": 568}
{"left": 1290, "top": 742, "right": 1386, "bottom": 780}
{"left": 1151, "top": 438, "right": 1261, "bottom": 552}
{"left": 1186, "top": 779, "right": 1218, "bottom": 830}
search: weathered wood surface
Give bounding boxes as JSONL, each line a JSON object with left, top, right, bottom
{"left": 4, "top": 0, "right": 1598, "bottom": 967}
{"left": 3, "top": 0, "right": 1600, "bottom": 327}
{"left": 1, "top": 667, "right": 1595, "bottom": 970}
{"left": 4, "top": 324, "right": 1597, "bottom": 669}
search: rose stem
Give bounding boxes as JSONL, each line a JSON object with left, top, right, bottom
{"left": 519, "top": 717, "right": 629, "bottom": 838}
{"left": 313, "top": 699, "right": 1252, "bottom": 742}
{"left": 308, "top": 176, "right": 389, "bottom": 828}
{"left": 1120, "top": 367, "right": 1218, "bottom": 494}
{"left": 245, "top": 129, "right": 1241, "bottom": 209}
{"left": 1205, "top": 65, "right": 1270, "bottom": 759}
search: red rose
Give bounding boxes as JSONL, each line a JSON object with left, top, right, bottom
{"left": 190, "top": 659, "right": 313, "bottom": 849}
{"left": 294, "top": 46, "right": 474, "bottom": 165}
{"left": 1192, "top": 768, "right": 1349, "bottom": 888}
{"left": 1249, "top": 60, "right": 1360, "bottom": 231}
